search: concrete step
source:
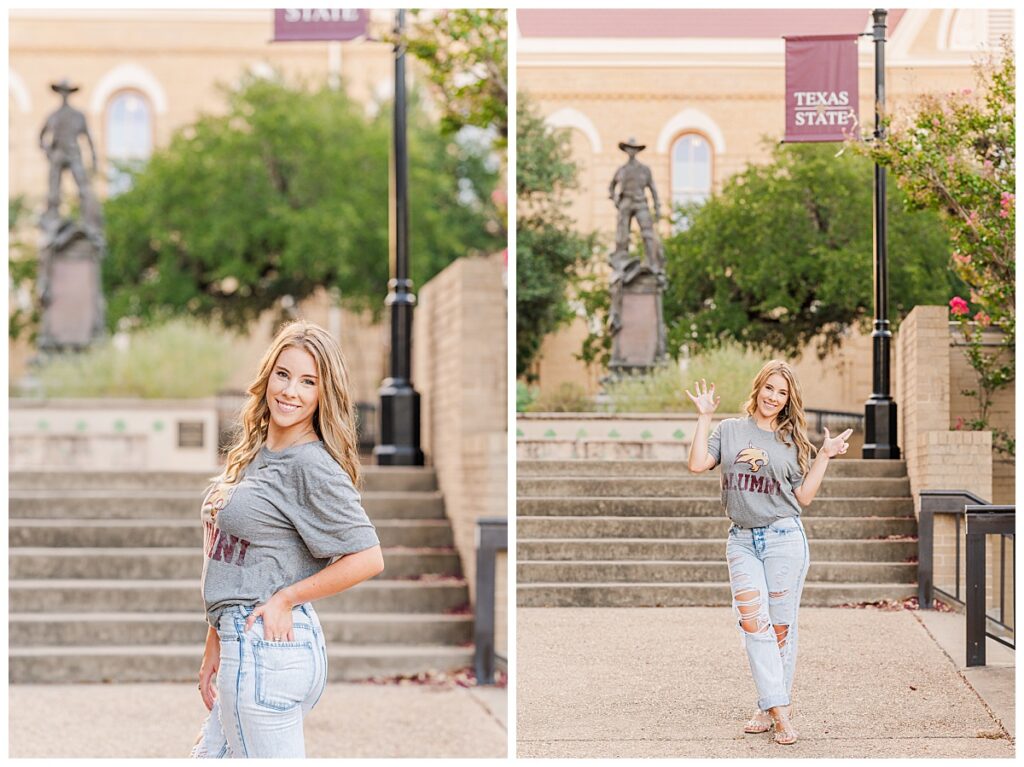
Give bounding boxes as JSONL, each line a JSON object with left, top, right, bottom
{"left": 517, "top": 537, "right": 918, "bottom": 562}
{"left": 517, "top": 560, "right": 916, "bottom": 584}
{"left": 516, "top": 582, "right": 918, "bottom": 608}
{"left": 517, "top": 497, "right": 914, "bottom": 518}
{"left": 9, "top": 579, "right": 469, "bottom": 614}
{"left": 517, "top": 459, "right": 906, "bottom": 478}
{"left": 9, "top": 519, "right": 455, "bottom": 549}
{"left": 8, "top": 490, "right": 446, "bottom": 520}
{"left": 518, "top": 477, "right": 911, "bottom": 498}
{"left": 9, "top": 547, "right": 462, "bottom": 580}
{"left": 8, "top": 644, "right": 474, "bottom": 683}
{"left": 9, "top": 612, "right": 474, "bottom": 647}
{"left": 517, "top": 516, "right": 917, "bottom": 540}
{"left": 8, "top": 467, "right": 439, "bottom": 493}
{"left": 517, "top": 439, "right": 692, "bottom": 462}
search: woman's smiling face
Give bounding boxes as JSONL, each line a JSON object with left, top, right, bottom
{"left": 756, "top": 372, "right": 790, "bottom": 422}
{"left": 265, "top": 346, "right": 320, "bottom": 436}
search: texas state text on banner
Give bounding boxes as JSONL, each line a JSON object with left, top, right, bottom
{"left": 273, "top": 9, "right": 369, "bottom": 42}
{"left": 784, "top": 34, "right": 860, "bottom": 143}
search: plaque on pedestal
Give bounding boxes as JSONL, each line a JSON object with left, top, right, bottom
{"left": 612, "top": 272, "right": 665, "bottom": 370}
{"left": 38, "top": 224, "right": 106, "bottom": 352}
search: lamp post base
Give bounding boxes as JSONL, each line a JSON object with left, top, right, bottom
{"left": 863, "top": 396, "right": 900, "bottom": 459}
{"left": 374, "top": 380, "right": 424, "bottom": 466}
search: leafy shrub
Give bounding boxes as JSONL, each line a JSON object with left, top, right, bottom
{"left": 18, "top": 319, "right": 243, "bottom": 399}
{"left": 526, "top": 381, "right": 595, "bottom": 413}
{"left": 516, "top": 380, "right": 537, "bottom": 412}
{"left": 605, "top": 344, "right": 764, "bottom": 413}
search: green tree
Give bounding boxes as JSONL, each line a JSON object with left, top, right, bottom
{"left": 662, "top": 141, "right": 958, "bottom": 359}
{"left": 854, "top": 42, "right": 1014, "bottom": 453}
{"left": 516, "top": 97, "right": 596, "bottom": 378}
{"left": 102, "top": 76, "right": 501, "bottom": 331}
{"left": 404, "top": 9, "right": 508, "bottom": 147}
{"left": 8, "top": 195, "right": 38, "bottom": 341}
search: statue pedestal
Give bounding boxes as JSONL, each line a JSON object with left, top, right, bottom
{"left": 609, "top": 271, "right": 666, "bottom": 375}
{"left": 38, "top": 219, "right": 106, "bottom": 353}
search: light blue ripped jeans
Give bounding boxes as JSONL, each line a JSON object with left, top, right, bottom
{"left": 190, "top": 602, "right": 328, "bottom": 758}
{"left": 726, "top": 516, "right": 810, "bottom": 712}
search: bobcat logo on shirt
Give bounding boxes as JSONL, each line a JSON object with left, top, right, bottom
{"left": 734, "top": 444, "right": 770, "bottom": 473}
{"left": 202, "top": 482, "right": 238, "bottom": 522}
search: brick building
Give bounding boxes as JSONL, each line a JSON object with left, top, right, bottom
{"left": 517, "top": 8, "right": 1013, "bottom": 411}
{"left": 8, "top": 8, "right": 402, "bottom": 401}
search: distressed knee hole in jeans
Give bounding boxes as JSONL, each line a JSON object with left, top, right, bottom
{"left": 773, "top": 624, "right": 789, "bottom": 649}
{"left": 733, "top": 588, "right": 770, "bottom": 635}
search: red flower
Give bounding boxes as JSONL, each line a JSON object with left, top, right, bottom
{"left": 949, "top": 296, "right": 969, "bottom": 316}
{"left": 1000, "top": 192, "right": 1014, "bottom": 218}
{"left": 974, "top": 311, "right": 991, "bottom": 327}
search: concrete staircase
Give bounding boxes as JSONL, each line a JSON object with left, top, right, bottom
{"left": 9, "top": 468, "right": 473, "bottom": 683}
{"left": 518, "top": 459, "right": 918, "bottom": 607}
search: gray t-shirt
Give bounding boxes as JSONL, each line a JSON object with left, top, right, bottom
{"left": 200, "top": 440, "right": 380, "bottom": 627}
{"left": 707, "top": 416, "right": 805, "bottom": 528}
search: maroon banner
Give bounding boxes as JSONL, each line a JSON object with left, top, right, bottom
{"left": 273, "top": 9, "right": 369, "bottom": 42}
{"left": 784, "top": 34, "right": 859, "bottom": 142}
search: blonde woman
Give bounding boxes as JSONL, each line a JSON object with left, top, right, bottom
{"left": 686, "top": 360, "right": 851, "bottom": 745}
{"left": 191, "top": 320, "right": 384, "bottom": 758}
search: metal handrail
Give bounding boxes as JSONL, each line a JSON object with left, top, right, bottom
{"left": 474, "top": 518, "right": 507, "bottom": 685}
{"left": 965, "top": 505, "right": 1015, "bottom": 666}
{"left": 805, "top": 408, "right": 865, "bottom": 435}
{"left": 917, "top": 489, "right": 989, "bottom": 607}
{"left": 919, "top": 491, "right": 1015, "bottom": 667}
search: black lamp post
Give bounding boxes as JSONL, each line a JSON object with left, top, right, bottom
{"left": 863, "top": 8, "right": 900, "bottom": 459}
{"left": 374, "top": 8, "right": 424, "bottom": 466}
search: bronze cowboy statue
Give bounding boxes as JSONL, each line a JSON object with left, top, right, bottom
{"left": 608, "top": 136, "right": 663, "bottom": 275}
{"left": 39, "top": 78, "right": 101, "bottom": 232}
{"left": 606, "top": 137, "right": 667, "bottom": 360}
{"left": 35, "top": 77, "right": 107, "bottom": 352}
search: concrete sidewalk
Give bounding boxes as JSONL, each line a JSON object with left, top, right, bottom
{"left": 9, "top": 681, "right": 507, "bottom": 758}
{"left": 517, "top": 607, "right": 1014, "bottom": 758}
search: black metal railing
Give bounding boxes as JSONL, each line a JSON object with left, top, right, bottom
{"left": 965, "top": 505, "right": 1015, "bottom": 666}
{"left": 805, "top": 408, "right": 864, "bottom": 435}
{"left": 355, "top": 402, "right": 376, "bottom": 452}
{"left": 918, "top": 490, "right": 1015, "bottom": 666}
{"left": 474, "top": 517, "right": 507, "bottom": 685}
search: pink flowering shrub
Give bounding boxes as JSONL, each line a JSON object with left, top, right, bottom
{"left": 854, "top": 40, "right": 1015, "bottom": 456}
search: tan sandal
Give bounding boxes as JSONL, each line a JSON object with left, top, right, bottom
{"left": 771, "top": 709, "right": 797, "bottom": 745}
{"left": 743, "top": 709, "right": 772, "bottom": 734}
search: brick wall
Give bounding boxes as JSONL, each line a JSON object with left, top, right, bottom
{"left": 412, "top": 253, "right": 508, "bottom": 659}
{"left": 896, "top": 306, "right": 994, "bottom": 507}
{"left": 897, "top": 306, "right": 1016, "bottom": 612}
{"left": 948, "top": 329, "right": 1015, "bottom": 505}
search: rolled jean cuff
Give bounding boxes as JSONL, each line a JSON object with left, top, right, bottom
{"left": 758, "top": 694, "right": 791, "bottom": 711}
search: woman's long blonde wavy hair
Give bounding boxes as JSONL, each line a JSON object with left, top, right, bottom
{"left": 220, "top": 320, "right": 361, "bottom": 487}
{"left": 743, "top": 360, "right": 815, "bottom": 475}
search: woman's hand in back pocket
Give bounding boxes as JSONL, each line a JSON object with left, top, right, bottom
{"left": 245, "top": 591, "right": 295, "bottom": 642}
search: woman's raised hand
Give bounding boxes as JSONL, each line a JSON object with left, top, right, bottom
{"left": 685, "top": 378, "right": 720, "bottom": 415}
{"left": 820, "top": 427, "right": 854, "bottom": 458}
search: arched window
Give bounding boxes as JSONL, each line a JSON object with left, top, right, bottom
{"left": 670, "top": 132, "right": 712, "bottom": 230}
{"left": 105, "top": 90, "right": 152, "bottom": 195}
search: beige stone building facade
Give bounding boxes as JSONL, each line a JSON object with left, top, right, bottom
{"left": 8, "top": 9, "right": 412, "bottom": 401}
{"left": 517, "top": 8, "right": 1013, "bottom": 413}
